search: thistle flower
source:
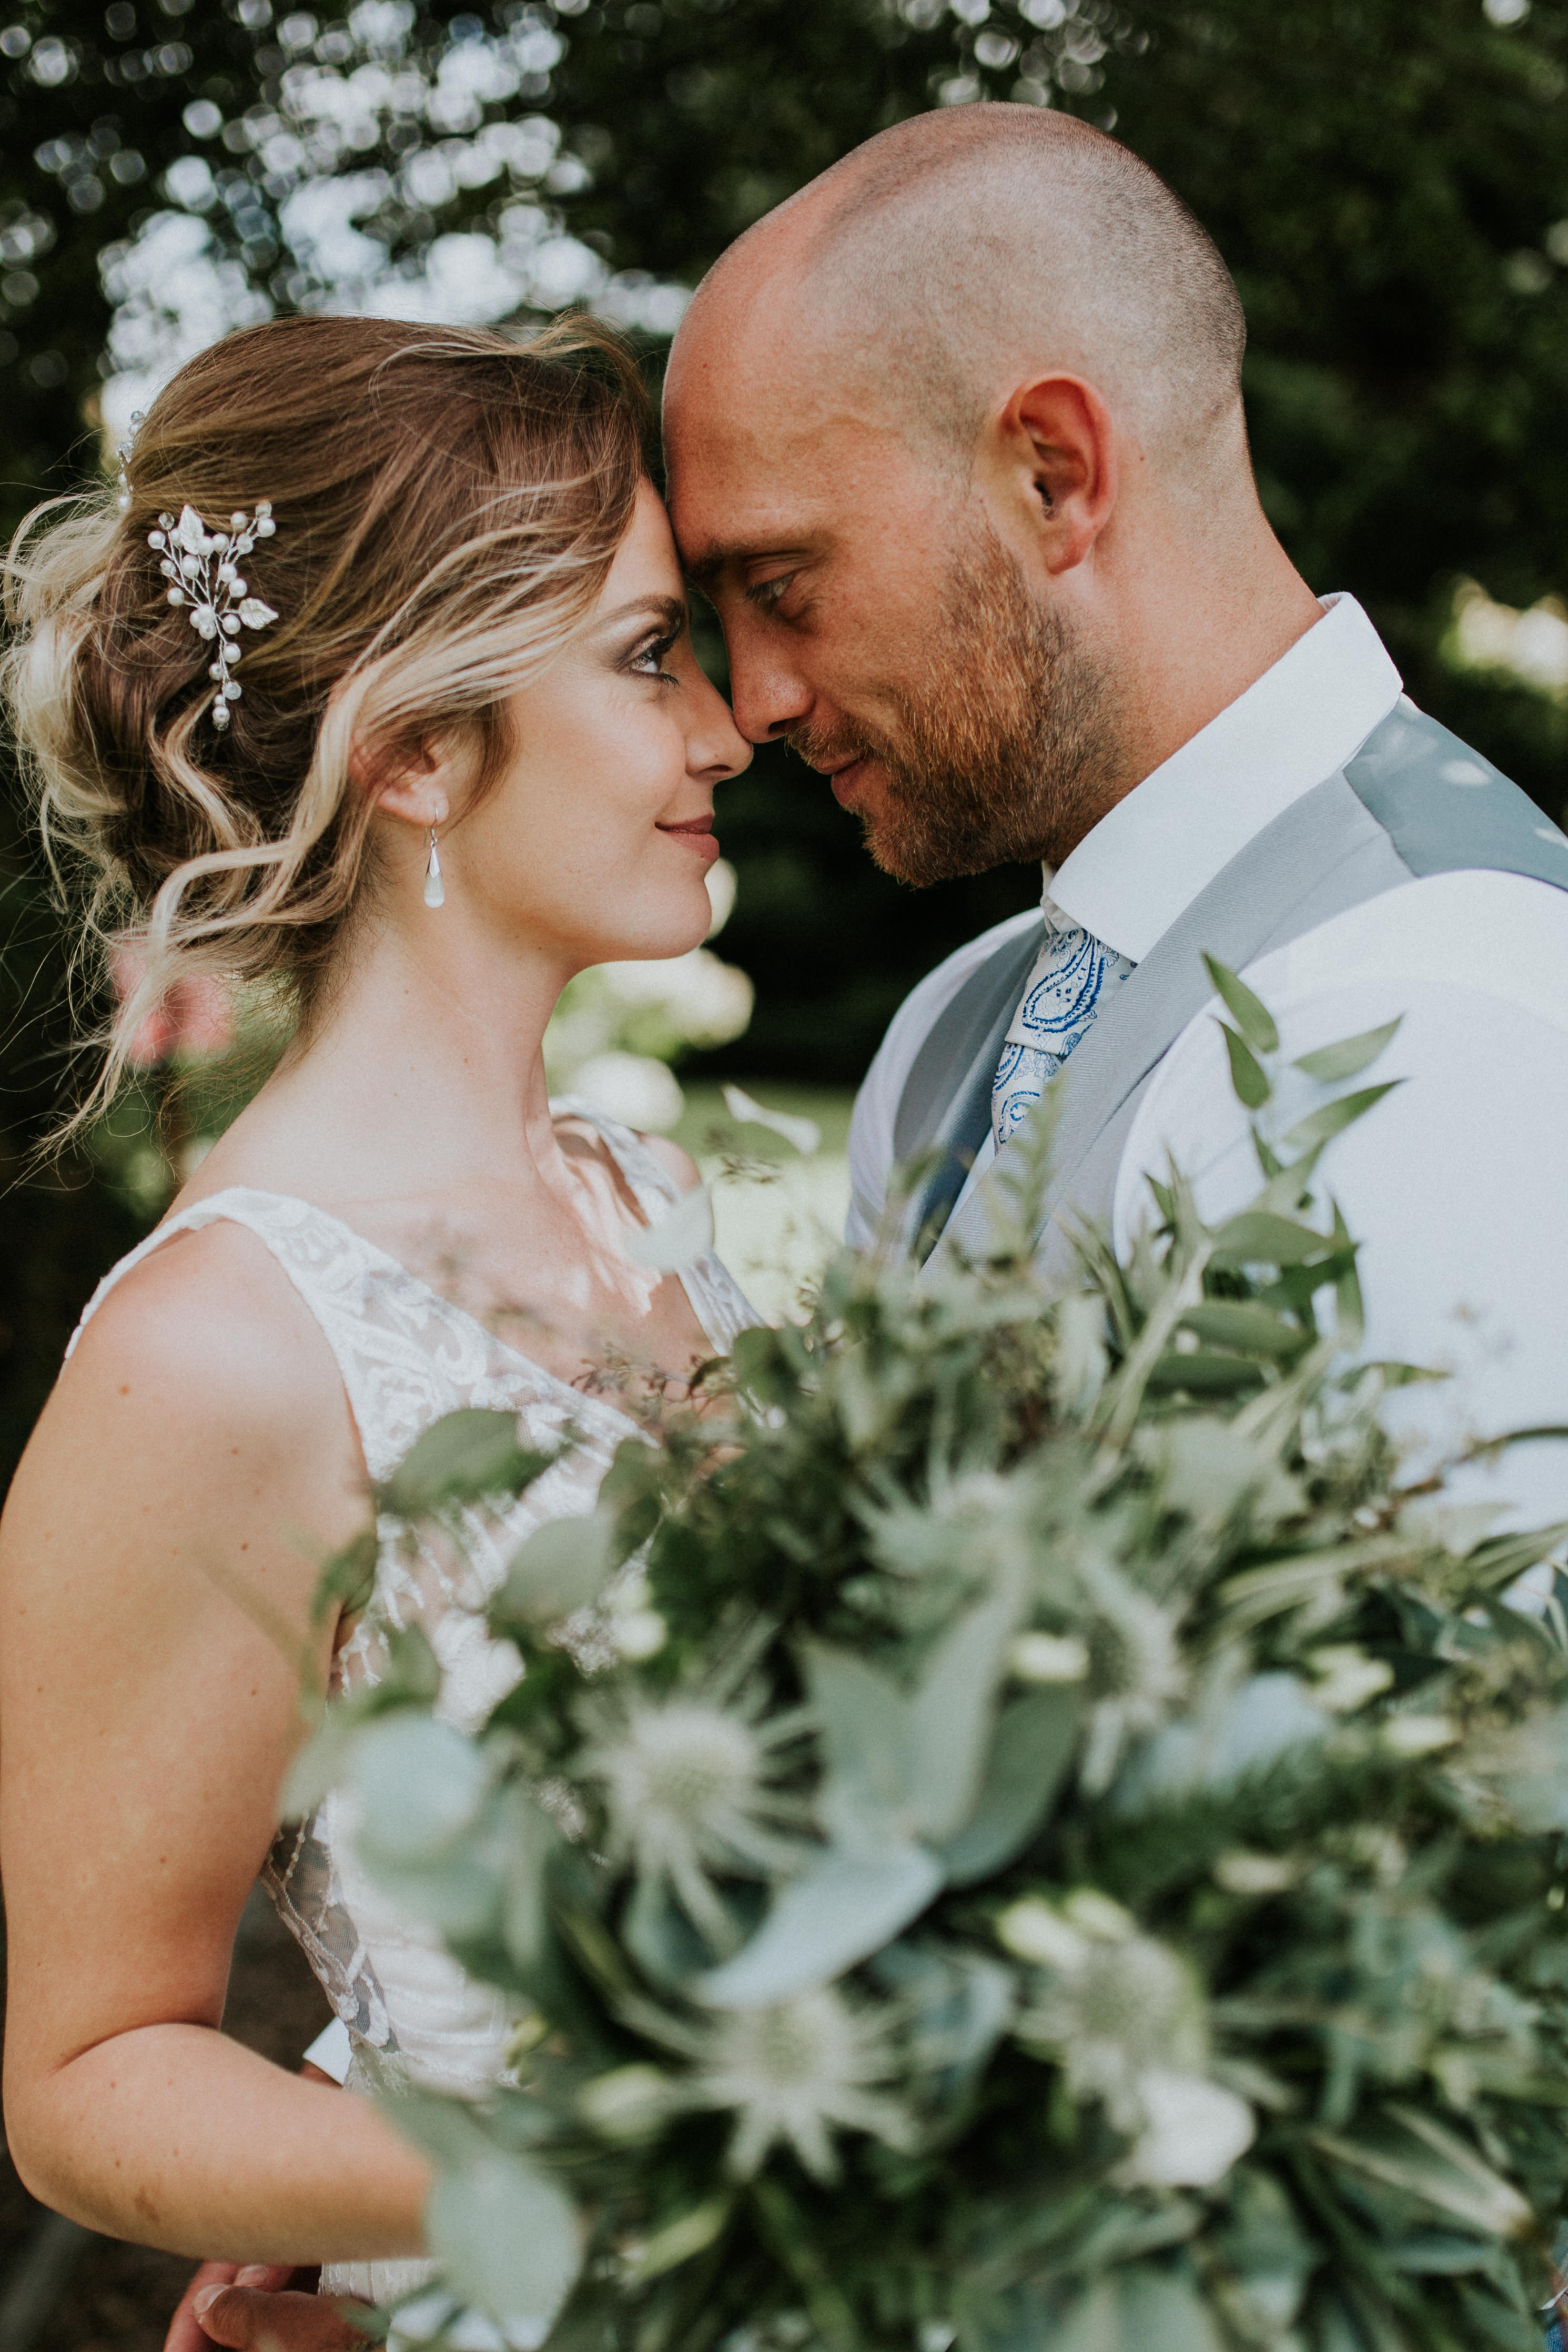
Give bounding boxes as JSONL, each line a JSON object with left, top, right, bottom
{"left": 1077, "top": 1562, "right": 1186, "bottom": 1792}
{"left": 636, "top": 1986, "right": 913, "bottom": 2182}
{"left": 575, "top": 1670, "right": 811, "bottom": 1947}
{"left": 1009, "top": 1903, "right": 1254, "bottom": 2185}
{"left": 1013, "top": 1905, "right": 1207, "bottom": 2129}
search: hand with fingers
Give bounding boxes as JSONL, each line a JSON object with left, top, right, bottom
{"left": 165, "top": 2260, "right": 376, "bottom": 2351}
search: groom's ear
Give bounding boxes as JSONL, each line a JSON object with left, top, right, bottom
{"left": 986, "top": 374, "right": 1118, "bottom": 579}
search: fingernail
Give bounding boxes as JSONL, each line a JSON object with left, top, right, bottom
{"left": 193, "top": 2286, "right": 224, "bottom": 2318}
{"left": 235, "top": 2268, "right": 271, "bottom": 2288}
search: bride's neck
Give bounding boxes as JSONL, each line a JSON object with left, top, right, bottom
{"left": 203, "top": 905, "right": 580, "bottom": 1210}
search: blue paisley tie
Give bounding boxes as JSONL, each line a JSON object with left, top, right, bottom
{"left": 990, "top": 899, "right": 1135, "bottom": 1151}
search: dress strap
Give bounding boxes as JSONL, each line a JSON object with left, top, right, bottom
{"left": 65, "top": 1194, "right": 274, "bottom": 1359}
{"left": 550, "top": 1095, "right": 685, "bottom": 1223}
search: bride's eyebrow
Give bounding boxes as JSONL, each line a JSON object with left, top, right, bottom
{"left": 595, "top": 592, "right": 686, "bottom": 633}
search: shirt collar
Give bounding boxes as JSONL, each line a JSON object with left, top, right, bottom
{"left": 1046, "top": 593, "right": 1403, "bottom": 963}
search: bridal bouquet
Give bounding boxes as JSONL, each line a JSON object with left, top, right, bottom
{"left": 298, "top": 969, "right": 1568, "bottom": 2352}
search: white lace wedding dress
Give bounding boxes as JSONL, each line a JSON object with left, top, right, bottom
{"left": 67, "top": 1102, "right": 759, "bottom": 2313}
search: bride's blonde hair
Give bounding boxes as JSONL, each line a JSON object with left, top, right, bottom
{"left": 2, "top": 311, "right": 650, "bottom": 1139}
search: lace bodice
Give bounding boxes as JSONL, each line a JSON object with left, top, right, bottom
{"left": 68, "top": 1102, "right": 758, "bottom": 2310}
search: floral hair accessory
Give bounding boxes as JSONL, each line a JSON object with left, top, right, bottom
{"left": 149, "top": 501, "right": 279, "bottom": 731}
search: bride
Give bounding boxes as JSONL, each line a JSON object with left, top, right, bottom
{"left": 0, "top": 313, "right": 755, "bottom": 2328}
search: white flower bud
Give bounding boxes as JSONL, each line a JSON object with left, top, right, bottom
{"left": 1124, "top": 2070, "right": 1255, "bottom": 2187}
{"left": 996, "top": 1897, "right": 1086, "bottom": 1969}
{"left": 1008, "top": 1631, "right": 1089, "bottom": 1684}
{"left": 1382, "top": 1714, "right": 1459, "bottom": 1758}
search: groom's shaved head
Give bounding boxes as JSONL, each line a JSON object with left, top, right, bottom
{"left": 672, "top": 106, "right": 1247, "bottom": 486}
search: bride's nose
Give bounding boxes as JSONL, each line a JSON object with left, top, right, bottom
{"left": 687, "top": 672, "right": 753, "bottom": 781}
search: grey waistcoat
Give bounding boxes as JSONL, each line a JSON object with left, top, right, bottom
{"left": 896, "top": 700, "right": 1568, "bottom": 1277}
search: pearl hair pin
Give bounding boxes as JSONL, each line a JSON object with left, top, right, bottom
{"left": 149, "top": 501, "right": 279, "bottom": 731}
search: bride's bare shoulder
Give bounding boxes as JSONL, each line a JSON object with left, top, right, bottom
{"left": 7, "top": 1218, "right": 362, "bottom": 1569}
{"left": 0, "top": 1214, "right": 364, "bottom": 1674}
{"left": 63, "top": 1218, "right": 339, "bottom": 1421}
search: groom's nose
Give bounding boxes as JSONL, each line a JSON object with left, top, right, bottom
{"left": 720, "top": 617, "right": 815, "bottom": 746}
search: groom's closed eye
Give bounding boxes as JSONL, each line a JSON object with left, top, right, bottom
{"left": 745, "top": 571, "right": 801, "bottom": 615}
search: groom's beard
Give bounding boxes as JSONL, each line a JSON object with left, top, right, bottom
{"left": 792, "top": 525, "right": 1121, "bottom": 888}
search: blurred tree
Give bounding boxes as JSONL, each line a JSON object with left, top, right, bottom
{"left": 2, "top": 0, "right": 1567, "bottom": 1473}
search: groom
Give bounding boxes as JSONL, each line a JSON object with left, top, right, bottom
{"left": 663, "top": 102, "right": 1568, "bottom": 1532}
{"left": 175, "top": 102, "right": 1568, "bottom": 2352}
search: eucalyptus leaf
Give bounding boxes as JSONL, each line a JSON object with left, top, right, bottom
{"left": 1203, "top": 954, "right": 1278, "bottom": 1054}
{"left": 906, "top": 1589, "right": 1024, "bottom": 1842}
{"left": 352, "top": 1713, "right": 491, "bottom": 1865}
{"left": 939, "top": 1688, "right": 1078, "bottom": 1886}
{"left": 804, "top": 1642, "right": 912, "bottom": 1842}
{"left": 1292, "top": 1017, "right": 1402, "bottom": 1084}
{"left": 497, "top": 1510, "right": 619, "bottom": 1626}
{"left": 311, "top": 1525, "right": 379, "bottom": 1626}
{"left": 425, "top": 2148, "right": 583, "bottom": 2341}
{"left": 698, "top": 1839, "right": 942, "bottom": 2008}
{"left": 281, "top": 1710, "right": 362, "bottom": 1822}
{"left": 1115, "top": 2268, "right": 1225, "bottom": 2352}
{"left": 382, "top": 1409, "right": 553, "bottom": 1516}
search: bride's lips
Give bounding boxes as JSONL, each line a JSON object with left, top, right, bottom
{"left": 658, "top": 815, "right": 721, "bottom": 864}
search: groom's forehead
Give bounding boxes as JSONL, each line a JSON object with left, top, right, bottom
{"left": 665, "top": 397, "right": 929, "bottom": 576}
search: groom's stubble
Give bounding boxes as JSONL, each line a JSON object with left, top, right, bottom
{"left": 787, "top": 520, "right": 1124, "bottom": 890}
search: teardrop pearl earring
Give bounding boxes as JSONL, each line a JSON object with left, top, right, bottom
{"left": 423, "top": 825, "right": 444, "bottom": 910}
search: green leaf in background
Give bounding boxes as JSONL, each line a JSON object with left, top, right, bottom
{"left": 599, "top": 1436, "right": 666, "bottom": 1552}
{"left": 1293, "top": 1018, "right": 1404, "bottom": 1084}
{"left": 1206, "top": 1210, "right": 1332, "bottom": 1269}
{"left": 1277, "top": 1080, "right": 1401, "bottom": 1158}
{"left": 382, "top": 1409, "right": 553, "bottom": 1516}
{"left": 1312, "top": 2109, "right": 1533, "bottom": 2240}
{"left": 1202, "top": 956, "right": 1279, "bottom": 1056}
{"left": 496, "top": 1509, "right": 619, "bottom": 1627}
{"left": 311, "top": 1524, "right": 379, "bottom": 1626}
{"left": 938, "top": 1688, "right": 1079, "bottom": 1887}
{"left": 1219, "top": 1023, "right": 1272, "bottom": 1109}
{"left": 623, "top": 2196, "right": 734, "bottom": 2284}
{"left": 1178, "top": 1301, "right": 1306, "bottom": 1359}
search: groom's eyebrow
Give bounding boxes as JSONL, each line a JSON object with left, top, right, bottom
{"left": 684, "top": 547, "right": 796, "bottom": 593}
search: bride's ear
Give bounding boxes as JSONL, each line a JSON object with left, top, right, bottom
{"left": 349, "top": 730, "right": 463, "bottom": 833}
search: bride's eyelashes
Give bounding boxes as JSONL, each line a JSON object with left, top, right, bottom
{"left": 625, "top": 628, "right": 682, "bottom": 684}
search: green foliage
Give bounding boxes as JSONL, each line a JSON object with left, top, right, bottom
{"left": 306, "top": 1022, "right": 1568, "bottom": 2352}
{"left": 380, "top": 1408, "right": 556, "bottom": 1518}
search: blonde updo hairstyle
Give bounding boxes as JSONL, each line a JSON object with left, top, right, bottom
{"left": 2, "top": 311, "right": 651, "bottom": 1137}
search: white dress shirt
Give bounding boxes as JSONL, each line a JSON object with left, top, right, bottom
{"left": 847, "top": 594, "right": 1568, "bottom": 1533}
